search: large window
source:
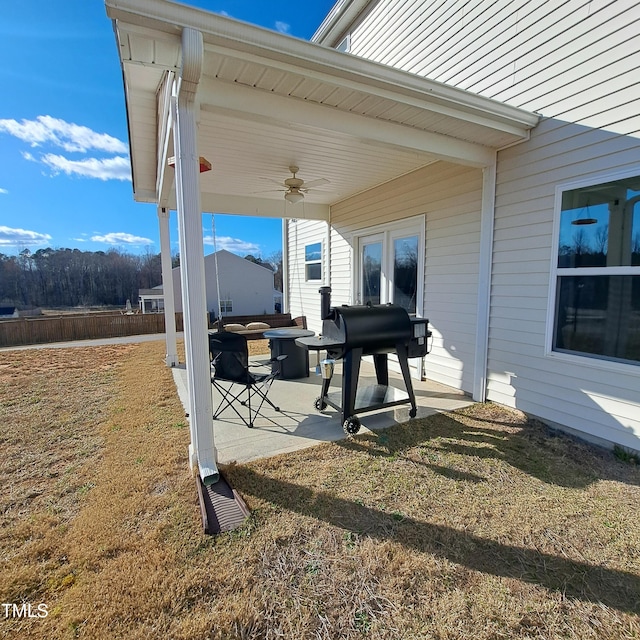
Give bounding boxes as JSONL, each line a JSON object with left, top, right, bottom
{"left": 551, "top": 173, "right": 640, "bottom": 365}
{"left": 356, "top": 218, "right": 424, "bottom": 315}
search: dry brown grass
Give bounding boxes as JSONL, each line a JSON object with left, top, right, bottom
{"left": 1, "top": 340, "right": 639, "bottom": 639}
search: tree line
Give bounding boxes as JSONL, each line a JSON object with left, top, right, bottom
{"left": 0, "top": 248, "right": 282, "bottom": 310}
{"left": 0, "top": 248, "right": 166, "bottom": 309}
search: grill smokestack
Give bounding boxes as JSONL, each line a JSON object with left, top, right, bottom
{"left": 319, "top": 286, "right": 332, "bottom": 320}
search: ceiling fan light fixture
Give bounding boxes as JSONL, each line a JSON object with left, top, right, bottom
{"left": 285, "top": 189, "right": 304, "bottom": 204}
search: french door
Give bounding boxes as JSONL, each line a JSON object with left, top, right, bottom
{"left": 355, "top": 218, "right": 425, "bottom": 377}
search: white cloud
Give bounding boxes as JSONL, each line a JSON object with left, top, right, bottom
{"left": 203, "top": 234, "right": 260, "bottom": 255}
{"left": 91, "top": 232, "right": 154, "bottom": 246}
{"left": 0, "top": 115, "right": 128, "bottom": 154}
{"left": 0, "top": 225, "right": 52, "bottom": 247}
{"left": 41, "top": 154, "right": 131, "bottom": 181}
{"left": 275, "top": 21, "right": 290, "bottom": 33}
{"left": 2, "top": 116, "right": 131, "bottom": 182}
{"left": 0, "top": 188, "right": 7, "bottom": 194}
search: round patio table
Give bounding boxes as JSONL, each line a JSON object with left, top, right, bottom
{"left": 263, "top": 328, "right": 315, "bottom": 379}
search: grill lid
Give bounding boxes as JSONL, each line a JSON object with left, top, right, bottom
{"left": 323, "top": 303, "right": 411, "bottom": 349}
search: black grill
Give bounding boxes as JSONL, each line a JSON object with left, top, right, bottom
{"left": 296, "top": 287, "right": 430, "bottom": 434}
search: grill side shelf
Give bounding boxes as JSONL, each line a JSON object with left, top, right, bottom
{"left": 295, "top": 336, "right": 343, "bottom": 351}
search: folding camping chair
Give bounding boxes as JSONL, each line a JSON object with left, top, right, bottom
{"left": 209, "top": 331, "right": 286, "bottom": 428}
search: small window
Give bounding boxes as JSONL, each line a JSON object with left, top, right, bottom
{"left": 552, "top": 173, "right": 640, "bottom": 365}
{"left": 305, "top": 242, "right": 322, "bottom": 281}
{"left": 220, "top": 300, "right": 233, "bottom": 313}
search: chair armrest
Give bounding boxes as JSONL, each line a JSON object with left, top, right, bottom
{"left": 251, "top": 354, "right": 287, "bottom": 370}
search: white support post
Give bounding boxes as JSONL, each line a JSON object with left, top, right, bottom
{"left": 158, "top": 206, "right": 178, "bottom": 367}
{"left": 172, "top": 27, "right": 219, "bottom": 486}
{"left": 282, "top": 218, "right": 289, "bottom": 313}
{"left": 473, "top": 155, "right": 497, "bottom": 402}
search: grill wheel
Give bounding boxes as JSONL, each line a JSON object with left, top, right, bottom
{"left": 343, "top": 416, "right": 361, "bottom": 435}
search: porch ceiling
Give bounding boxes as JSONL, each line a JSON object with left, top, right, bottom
{"left": 106, "top": 0, "right": 540, "bottom": 220}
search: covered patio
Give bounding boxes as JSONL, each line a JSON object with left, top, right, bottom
{"left": 172, "top": 351, "right": 474, "bottom": 465}
{"left": 105, "top": 0, "right": 538, "bottom": 487}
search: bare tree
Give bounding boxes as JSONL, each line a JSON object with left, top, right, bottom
{"left": 594, "top": 225, "right": 608, "bottom": 255}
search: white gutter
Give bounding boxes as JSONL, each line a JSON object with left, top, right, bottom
{"left": 311, "top": 0, "right": 371, "bottom": 46}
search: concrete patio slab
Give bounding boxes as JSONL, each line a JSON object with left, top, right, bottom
{"left": 172, "top": 355, "right": 474, "bottom": 465}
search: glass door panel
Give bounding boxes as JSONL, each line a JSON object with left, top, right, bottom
{"left": 361, "top": 240, "right": 382, "bottom": 305}
{"left": 391, "top": 235, "right": 418, "bottom": 314}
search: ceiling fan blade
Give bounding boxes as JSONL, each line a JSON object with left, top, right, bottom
{"left": 302, "top": 177, "right": 330, "bottom": 189}
{"left": 257, "top": 178, "right": 287, "bottom": 190}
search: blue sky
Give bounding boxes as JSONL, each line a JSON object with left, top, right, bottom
{"left": 0, "top": 0, "right": 336, "bottom": 259}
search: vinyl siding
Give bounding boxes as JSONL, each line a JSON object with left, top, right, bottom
{"left": 287, "top": 219, "right": 328, "bottom": 332}
{"left": 172, "top": 250, "right": 275, "bottom": 315}
{"left": 342, "top": 0, "right": 640, "bottom": 448}
{"left": 331, "top": 162, "right": 483, "bottom": 393}
{"left": 489, "top": 126, "right": 640, "bottom": 450}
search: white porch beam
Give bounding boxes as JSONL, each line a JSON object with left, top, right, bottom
{"left": 199, "top": 81, "right": 495, "bottom": 168}
{"left": 157, "top": 206, "right": 178, "bottom": 367}
{"left": 199, "top": 193, "right": 330, "bottom": 221}
{"left": 172, "top": 27, "right": 219, "bottom": 486}
{"left": 472, "top": 155, "right": 497, "bottom": 402}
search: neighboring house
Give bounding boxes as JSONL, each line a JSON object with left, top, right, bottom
{"left": 0, "top": 306, "right": 19, "bottom": 319}
{"left": 107, "top": 0, "right": 639, "bottom": 486}
{"left": 138, "top": 286, "right": 165, "bottom": 314}
{"left": 139, "top": 250, "right": 277, "bottom": 316}
{"left": 289, "top": 0, "right": 639, "bottom": 452}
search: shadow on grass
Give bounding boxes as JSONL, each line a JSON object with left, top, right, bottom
{"left": 228, "top": 462, "right": 640, "bottom": 615}
{"left": 338, "top": 409, "right": 640, "bottom": 489}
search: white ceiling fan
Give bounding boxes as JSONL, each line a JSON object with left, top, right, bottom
{"left": 261, "top": 165, "right": 330, "bottom": 204}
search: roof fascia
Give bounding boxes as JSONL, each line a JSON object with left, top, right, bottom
{"left": 105, "top": 0, "right": 539, "bottom": 136}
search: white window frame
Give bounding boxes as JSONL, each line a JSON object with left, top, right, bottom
{"left": 304, "top": 241, "right": 323, "bottom": 282}
{"left": 545, "top": 168, "right": 640, "bottom": 376}
{"left": 352, "top": 216, "right": 426, "bottom": 379}
{"left": 352, "top": 215, "right": 425, "bottom": 314}
{"left": 219, "top": 299, "right": 233, "bottom": 313}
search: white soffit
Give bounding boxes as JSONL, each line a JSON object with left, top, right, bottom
{"left": 106, "top": 0, "right": 539, "bottom": 211}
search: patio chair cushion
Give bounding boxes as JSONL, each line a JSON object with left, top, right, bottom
{"left": 246, "top": 322, "right": 270, "bottom": 331}
{"left": 223, "top": 323, "right": 246, "bottom": 332}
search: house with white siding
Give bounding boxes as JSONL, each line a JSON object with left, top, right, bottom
{"left": 289, "top": 0, "right": 640, "bottom": 454}
{"left": 286, "top": 0, "right": 640, "bottom": 456}
{"left": 138, "top": 250, "right": 278, "bottom": 316}
{"left": 106, "top": 0, "right": 639, "bottom": 486}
